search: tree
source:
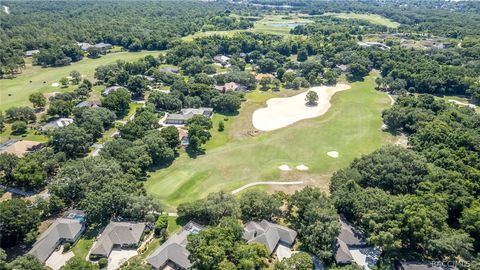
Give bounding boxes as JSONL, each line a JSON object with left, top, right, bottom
{"left": 186, "top": 124, "right": 211, "bottom": 152}
{"left": 11, "top": 121, "right": 27, "bottom": 135}
{"left": 7, "top": 254, "right": 44, "bottom": 270}
{"left": 51, "top": 124, "right": 91, "bottom": 158}
{"left": 0, "top": 153, "right": 19, "bottom": 182}
{"left": 178, "top": 192, "right": 240, "bottom": 225}
{"left": 186, "top": 115, "right": 213, "bottom": 129}
{"left": 98, "top": 258, "right": 108, "bottom": 269}
{"left": 5, "top": 107, "right": 36, "bottom": 122}
{"left": 211, "top": 94, "right": 241, "bottom": 114}
{"left": 147, "top": 92, "right": 182, "bottom": 111}
{"left": 12, "top": 158, "right": 47, "bottom": 190}
{"left": 59, "top": 77, "right": 69, "bottom": 87}
{"left": 160, "top": 126, "right": 180, "bottom": 149}
{"left": 29, "top": 92, "right": 46, "bottom": 109}
{"left": 75, "top": 107, "right": 116, "bottom": 139}
{"left": 0, "top": 112, "right": 4, "bottom": 132}
{"left": 127, "top": 76, "right": 148, "bottom": 97}
{"left": 239, "top": 190, "right": 281, "bottom": 222}
{"left": 47, "top": 100, "right": 73, "bottom": 117}
{"left": 102, "top": 88, "right": 131, "bottom": 116}
{"left": 259, "top": 77, "right": 271, "bottom": 91}
{"left": 142, "top": 130, "right": 175, "bottom": 165}
{"left": 87, "top": 47, "right": 102, "bottom": 58}
{"left": 69, "top": 70, "right": 82, "bottom": 84}
{"left": 119, "top": 108, "right": 159, "bottom": 141}
{"left": 274, "top": 252, "right": 313, "bottom": 270}
{"left": 305, "top": 91, "right": 318, "bottom": 105}
{"left": 154, "top": 214, "right": 169, "bottom": 238}
{"left": 297, "top": 48, "right": 308, "bottom": 62}
{"left": 62, "top": 257, "right": 98, "bottom": 270}
{"left": 0, "top": 199, "right": 39, "bottom": 248}
{"left": 218, "top": 120, "right": 225, "bottom": 132}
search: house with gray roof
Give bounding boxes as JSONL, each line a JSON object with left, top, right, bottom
{"left": 335, "top": 217, "right": 381, "bottom": 269}
{"left": 29, "top": 211, "right": 86, "bottom": 263}
{"left": 40, "top": 118, "right": 74, "bottom": 132}
{"left": 242, "top": 220, "right": 297, "bottom": 255}
{"left": 213, "top": 55, "right": 230, "bottom": 65}
{"left": 163, "top": 107, "right": 213, "bottom": 126}
{"left": 25, "top": 49, "right": 40, "bottom": 57}
{"left": 159, "top": 67, "right": 179, "bottom": 74}
{"left": 89, "top": 221, "right": 146, "bottom": 259}
{"left": 146, "top": 221, "right": 203, "bottom": 269}
{"left": 102, "top": 85, "right": 124, "bottom": 96}
{"left": 76, "top": 100, "right": 102, "bottom": 108}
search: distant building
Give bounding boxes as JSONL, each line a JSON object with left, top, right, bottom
{"left": 76, "top": 100, "right": 102, "bottom": 108}
{"left": 242, "top": 220, "right": 297, "bottom": 255}
{"left": 357, "top": 41, "right": 390, "bottom": 50}
{"left": 146, "top": 221, "right": 204, "bottom": 269}
{"left": 0, "top": 140, "right": 42, "bottom": 157}
{"left": 137, "top": 74, "right": 155, "bottom": 83}
{"left": 163, "top": 107, "right": 213, "bottom": 126}
{"left": 334, "top": 217, "right": 381, "bottom": 269}
{"left": 29, "top": 211, "right": 86, "bottom": 263}
{"left": 213, "top": 55, "right": 231, "bottom": 64}
{"left": 102, "top": 85, "right": 124, "bottom": 96}
{"left": 214, "top": 81, "right": 244, "bottom": 92}
{"left": 89, "top": 221, "right": 146, "bottom": 259}
{"left": 159, "top": 67, "right": 179, "bottom": 74}
{"left": 94, "top": 42, "right": 112, "bottom": 49}
{"left": 336, "top": 64, "right": 348, "bottom": 72}
{"left": 25, "top": 50, "right": 40, "bottom": 57}
{"left": 40, "top": 118, "right": 74, "bottom": 131}
{"left": 255, "top": 73, "right": 275, "bottom": 81}
{"left": 77, "top": 42, "right": 92, "bottom": 51}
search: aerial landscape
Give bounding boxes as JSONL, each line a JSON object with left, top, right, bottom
{"left": 0, "top": 0, "right": 479, "bottom": 270}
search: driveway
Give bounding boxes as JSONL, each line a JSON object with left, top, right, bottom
{"left": 45, "top": 246, "right": 74, "bottom": 270}
{"left": 107, "top": 249, "right": 138, "bottom": 270}
{"left": 276, "top": 243, "right": 293, "bottom": 261}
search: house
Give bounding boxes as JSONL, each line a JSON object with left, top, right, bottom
{"left": 163, "top": 107, "right": 213, "bottom": 126}
{"left": 214, "top": 81, "right": 243, "bottom": 92}
{"left": 214, "top": 55, "right": 230, "bottom": 65}
{"left": 25, "top": 50, "right": 40, "bottom": 57}
{"left": 76, "top": 100, "right": 102, "bottom": 108}
{"left": 137, "top": 74, "right": 156, "bottom": 83}
{"left": 102, "top": 85, "right": 124, "bottom": 96}
{"left": 159, "top": 67, "right": 179, "bottom": 74}
{"left": 336, "top": 64, "right": 348, "bottom": 72}
{"left": 357, "top": 41, "right": 390, "bottom": 50}
{"left": 94, "top": 42, "right": 113, "bottom": 49}
{"left": 0, "top": 140, "right": 42, "bottom": 157}
{"left": 398, "top": 261, "right": 458, "bottom": 270}
{"left": 29, "top": 211, "right": 86, "bottom": 263}
{"left": 40, "top": 118, "right": 74, "bottom": 131}
{"left": 77, "top": 42, "right": 92, "bottom": 51}
{"left": 334, "top": 217, "right": 381, "bottom": 269}
{"left": 146, "top": 221, "right": 204, "bottom": 269}
{"left": 255, "top": 73, "right": 275, "bottom": 81}
{"left": 242, "top": 220, "right": 297, "bottom": 256}
{"left": 89, "top": 221, "right": 146, "bottom": 259}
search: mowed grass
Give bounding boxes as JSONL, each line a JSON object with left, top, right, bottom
{"left": 324, "top": 12, "right": 400, "bottom": 28}
{"left": 145, "top": 73, "right": 394, "bottom": 210}
{"left": 0, "top": 51, "right": 161, "bottom": 111}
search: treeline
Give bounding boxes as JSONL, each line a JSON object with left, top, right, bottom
{"left": 331, "top": 94, "right": 480, "bottom": 264}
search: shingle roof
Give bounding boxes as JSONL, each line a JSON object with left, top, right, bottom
{"left": 334, "top": 237, "right": 354, "bottom": 264}
{"left": 90, "top": 222, "right": 145, "bottom": 257}
{"left": 242, "top": 220, "right": 297, "bottom": 254}
{"left": 76, "top": 100, "right": 102, "bottom": 108}
{"left": 102, "top": 86, "right": 124, "bottom": 96}
{"left": 146, "top": 221, "right": 203, "bottom": 269}
{"left": 338, "top": 217, "right": 367, "bottom": 246}
{"left": 29, "top": 218, "right": 84, "bottom": 263}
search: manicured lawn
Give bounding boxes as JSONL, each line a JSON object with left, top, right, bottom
{"left": 0, "top": 51, "right": 161, "bottom": 111}
{"left": 0, "top": 124, "right": 49, "bottom": 143}
{"left": 324, "top": 12, "right": 400, "bottom": 28}
{"left": 145, "top": 72, "right": 395, "bottom": 210}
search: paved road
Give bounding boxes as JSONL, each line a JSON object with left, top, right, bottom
{"left": 231, "top": 181, "right": 304, "bottom": 194}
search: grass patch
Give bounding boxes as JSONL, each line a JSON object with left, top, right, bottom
{"left": 0, "top": 51, "right": 161, "bottom": 111}
{"left": 324, "top": 12, "right": 400, "bottom": 28}
{"left": 145, "top": 72, "right": 394, "bottom": 210}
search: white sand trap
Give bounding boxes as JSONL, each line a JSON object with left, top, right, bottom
{"left": 327, "top": 151, "right": 339, "bottom": 158}
{"left": 252, "top": 84, "right": 351, "bottom": 131}
{"left": 296, "top": 164, "right": 309, "bottom": 171}
{"left": 51, "top": 82, "right": 59, "bottom": 87}
{"left": 278, "top": 164, "right": 291, "bottom": 171}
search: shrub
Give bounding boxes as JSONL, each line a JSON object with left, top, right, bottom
{"left": 63, "top": 243, "right": 71, "bottom": 252}
{"left": 11, "top": 121, "right": 27, "bottom": 135}
{"left": 98, "top": 258, "right": 108, "bottom": 268}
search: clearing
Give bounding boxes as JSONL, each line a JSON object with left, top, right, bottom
{"left": 0, "top": 51, "right": 160, "bottom": 110}
{"left": 252, "top": 84, "right": 350, "bottom": 131}
{"left": 145, "top": 72, "right": 395, "bottom": 210}
{"left": 323, "top": 12, "right": 400, "bottom": 28}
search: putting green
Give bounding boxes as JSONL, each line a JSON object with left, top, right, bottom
{"left": 324, "top": 12, "right": 400, "bottom": 28}
{"left": 145, "top": 72, "right": 395, "bottom": 210}
{"left": 0, "top": 51, "right": 161, "bottom": 111}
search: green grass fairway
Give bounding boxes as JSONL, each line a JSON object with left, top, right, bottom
{"left": 0, "top": 51, "right": 161, "bottom": 111}
{"left": 145, "top": 73, "right": 395, "bottom": 210}
{"left": 324, "top": 12, "right": 400, "bottom": 28}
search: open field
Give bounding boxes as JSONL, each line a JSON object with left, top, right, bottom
{"left": 0, "top": 51, "right": 161, "bottom": 110}
{"left": 323, "top": 12, "right": 400, "bottom": 28}
{"left": 145, "top": 72, "right": 395, "bottom": 210}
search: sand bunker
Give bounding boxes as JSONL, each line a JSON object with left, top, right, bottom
{"left": 327, "top": 151, "right": 339, "bottom": 158}
{"left": 51, "top": 82, "right": 59, "bottom": 87}
{"left": 252, "top": 84, "right": 351, "bottom": 131}
{"left": 296, "top": 164, "right": 309, "bottom": 171}
{"left": 278, "top": 164, "right": 291, "bottom": 171}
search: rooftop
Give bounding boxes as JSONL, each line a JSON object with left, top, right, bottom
{"left": 90, "top": 221, "right": 146, "bottom": 257}
{"left": 242, "top": 220, "right": 297, "bottom": 254}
